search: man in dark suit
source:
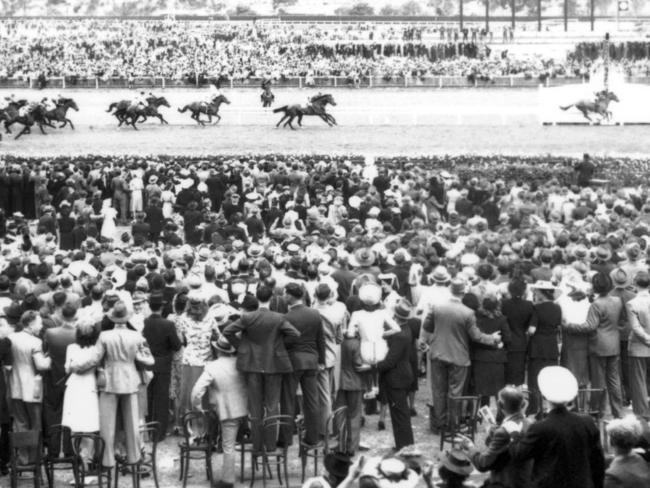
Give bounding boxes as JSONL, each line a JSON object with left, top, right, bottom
{"left": 281, "top": 283, "right": 325, "bottom": 447}
{"left": 131, "top": 212, "right": 151, "bottom": 246}
{"left": 377, "top": 300, "right": 414, "bottom": 450}
{"left": 142, "top": 294, "right": 182, "bottom": 440}
{"left": 222, "top": 288, "right": 300, "bottom": 453}
{"left": 459, "top": 386, "right": 532, "bottom": 488}
{"left": 43, "top": 304, "right": 78, "bottom": 457}
{"left": 144, "top": 199, "right": 164, "bottom": 243}
{"left": 509, "top": 366, "right": 605, "bottom": 488}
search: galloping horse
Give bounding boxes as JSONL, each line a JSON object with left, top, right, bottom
{"left": 107, "top": 96, "right": 170, "bottom": 127}
{"left": 43, "top": 97, "right": 79, "bottom": 129}
{"left": 261, "top": 80, "right": 274, "bottom": 108}
{"left": 13, "top": 104, "right": 49, "bottom": 139}
{"left": 178, "top": 95, "right": 230, "bottom": 125}
{"left": 273, "top": 93, "right": 337, "bottom": 129}
{"left": 1, "top": 99, "right": 29, "bottom": 134}
{"left": 560, "top": 90, "right": 619, "bottom": 122}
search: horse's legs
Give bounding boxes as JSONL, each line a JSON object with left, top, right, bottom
{"left": 319, "top": 114, "right": 333, "bottom": 126}
{"left": 286, "top": 116, "right": 297, "bottom": 130}
{"left": 276, "top": 114, "right": 289, "bottom": 128}
{"left": 327, "top": 114, "right": 337, "bottom": 125}
{"left": 5, "top": 121, "right": 12, "bottom": 134}
{"left": 67, "top": 118, "right": 75, "bottom": 130}
{"left": 157, "top": 115, "right": 167, "bottom": 125}
{"left": 15, "top": 126, "right": 29, "bottom": 139}
{"left": 38, "top": 122, "right": 47, "bottom": 134}
{"left": 214, "top": 114, "right": 221, "bottom": 124}
{"left": 580, "top": 109, "right": 592, "bottom": 122}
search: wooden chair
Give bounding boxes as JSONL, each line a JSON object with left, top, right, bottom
{"left": 300, "top": 406, "right": 349, "bottom": 482}
{"left": 44, "top": 425, "right": 77, "bottom": 488}
{"left": 178, "top": 411, "right": 214, "bottom": 488}
{"left": 70, "top": 433, "right": 112, "bottom": 488}
{"left": 137, "top": 422, "right": 160, "bottom": 488}
{"left": 10, "top": 430, "right": 43, "bottom": 488}
{"left": 574, "top": 388, "right": 606, "bottom": 422}
{"left": 251, "top": 415, "right": 293, "bottom": 488}
{"left": 439, "top": 395, "right": 481, "bottom": 451}
{"left": 235, "top": 417, "right": 270, "bottom": 483}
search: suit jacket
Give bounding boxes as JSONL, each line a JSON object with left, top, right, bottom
{"left": 510, "top": 406, "right": 605, "bottom": 488}
{"left": 339, "top": 336, "right": 364, "bottom": 391}
{"left": 468, "top": 413, "right": 532, "bottom": 488}
{"left": 284, "top": 304, "right": 326, "bottom": 371}
{"left": 583, "top": 295, "right": 622, "bottom": 357}
{"left": 144, "top": 206, "right": 164, "bottom": 234}
{"left": 43, "top": 325, "right": 77, "bottom": 387}
{"left": 223, "top": 308, "right": 299, "bottom": 374}
{"left": 604, "top": 452, "right": 650, "bottom": 488}
{"left": 423, "top": 296, "right": 497, "bottom": 367}
{"left": 501, "top": 297, "right": 535, "bottom": 353}
{"left": 377, "top": 325, "right": 413, "bottom": 389}
{"left": 142, "top": 314, "right": 182, "bottom": 373}
{"left": 0, "top": 337, "right": 11, "bottom": 423}
{"left": 97, "top": 326, "right": 152, "bottom": 394}
{"left": 528, "top": 301, "right": 561, "bottom": 360}
{"left": 191, "top": 356, "right": 248, "bottom": 421}
{"left": 626, "top": 290, "right": 650, "bottom": 357}
{"left": 8, "top": 330, "right": 50, "bottom": 402}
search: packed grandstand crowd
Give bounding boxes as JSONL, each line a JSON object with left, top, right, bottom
{"left": 2, "top": 19, "right": 650, "bottom": 82}
{"left": 1, "top": 152, "right": 650, "bottom": 487}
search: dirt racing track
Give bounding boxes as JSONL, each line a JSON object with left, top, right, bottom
{"left": 2, "top": 87, "right": 649, "bottom": 157}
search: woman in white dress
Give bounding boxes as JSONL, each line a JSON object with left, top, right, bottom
{"left": 161, "top": 181, "right": 176, "bottom": 219}
{"left": 100, "top": 200, "right": 117, "bottom": 242}
{"left": 62, "top": 320, "right": 101, "bottom": 470}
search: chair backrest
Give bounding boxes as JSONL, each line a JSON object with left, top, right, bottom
{"left": 47, "top": 424, "right": 72, "bottom": 458}
{"left": 447, "top": 395, "right": 481, "bottom": 428}
{"left": 262, "top": 414, "right": 294, "bottom": 445}
{"left": 10, "top": 430, "right": 43, "bottom": 466}
{"left": 139, "top": 421, "right": 161, "bottom": 453}
{"left": 71, "top": 433, "right": 105, "bottom": 471}
{"left": 327, "top": 406, "right": 349, "bottom": 449}
{"left": 574, "top": 388, "right": 605, "bottom": 418}
{"left": 182, "top": 410, "right": 214, "bottom": 444}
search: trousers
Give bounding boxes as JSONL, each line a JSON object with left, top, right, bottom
{"left": 280, "top": 369, "right": 320, "bottom": 446}
{"left": 43, "top": 382, "right": 71, "bottom": 457}
{"left": 429, "top": 359, "right": 468, "bottom": 430}
{"left": 505, "top": 351, "right": 527, "bottom": 386}
{"left": 219, "top": 418, "right": 242, "bottom": 484}
{"left": 147, "top": 372, "right": 171, "bottom": 441}
{"left": 12, "top": 400, "right": 42, "bottom": 464}
{"left": 629, "top": 357, "right": 650, "bottom": 420}
{"left": 383, "top": 386, "right": 413, "bottom": 450}
{"left": 333, "top": 390, "right": 362, "bottom": 454}
{"left": 317, "top": 367, "right": 335, "bottom": 436}
{"left": 99, "top": 392, "right": 140, "bottom": 467}
{"left": 589, "top": 355, "right": 623, "bottom": 418}
{"left": 245, "top": 372, "right": 282, "bottom": 452}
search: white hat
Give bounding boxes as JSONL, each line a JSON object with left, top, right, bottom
{"left": 538, "top": 366, "right": 578, "bottom": 404}
{"left": 358, "top": 283, "right": 381, "bottom": 306}
{"left": 348, "top": 196, "right": 361, "bottom": 209}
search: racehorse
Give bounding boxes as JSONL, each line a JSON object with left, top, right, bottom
{"left": 560, "top": 91, "right": 619, "bottom": 123}
{"left": 178, "top": 95, "right": 230, "bottom": 125}
{"left": 1, "top": 99, "right": 29, "bottom": 134}
{"left": 43, "top": 97, "right": 79, "bottom": 129}
{"left": 13, "top": 104, "right": 49, "bottom": 139}
{"left": 107, "top": 96, "right": 170, "bottom": 127}
{"left": 273, "top": 93, "right": 337, "bottom": 129}
{"left": 261, "top": 81, "right": 275, "bottom": 108}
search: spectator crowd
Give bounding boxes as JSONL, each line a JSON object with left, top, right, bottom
{"left": 2, "top": 19, "right": 644, "bottom": 85}
{"left": 1, "top": 152, "right": 650, "bottom": 487}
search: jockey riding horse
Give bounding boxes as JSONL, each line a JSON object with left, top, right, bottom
{"left": 261, "top": 78, "right": 274, "bottom": 108}
{"left": 273, "top": 93, "right": 337, "bottom": 129}
{"left": 560, "top": 89, "right": 619, "bottom": 123}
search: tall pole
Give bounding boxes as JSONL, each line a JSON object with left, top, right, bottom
{"left": 590, "top": 0, "right": 595, "bottom": 32}
{"left": 564, "top": 0, "right": 568, "bottom": 32}
{"left": 603, "top": 32, "right": 609, "bottom": 92}
{"left": 538, "top": 0, "right": 542, "bottom": 31}
{"left": 511, "top": 0, "right": 515, "bottom": 29}
{"left": 485, "top": 0, "right": 489, "bottom": 33}
{"left": 460, "top": 0, "right": 464, "bottom": 31}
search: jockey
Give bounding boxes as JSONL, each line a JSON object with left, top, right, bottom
{"left": 202, "top": 81, "right": 223, "bottom": 107}
{"left": 0, "top": 94, "right": 16, "bottom": 110}
{"left": 41, "top": 97, "right": 57, "bottom": 112}
{"left": 130, "top": 91, "right": 148, "bottom": 110}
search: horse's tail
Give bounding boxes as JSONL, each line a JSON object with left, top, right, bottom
{"left": 106, "top": 103, "right": 117, "bottom": 113}
{"left": 559, "top": 104, "right": 573, "bottom": 111}
{"left": 178, "top": 106, "right": 188, "bottom": 113}
{"left": 273, "top": 105, "right": 288, "bottom": 113}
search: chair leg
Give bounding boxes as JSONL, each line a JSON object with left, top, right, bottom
{"left": 249, "top": 453, "right": 256, "bottom": 488}
{"left": 301, "top": 451, "right": 306, "bottom": 483}
{"left": 284, "top": 454, "right": 290, "bottom": 488}
{"left": 179, "top": 450, "right": 184, "bottom": 481}
{"left": 35, "top": 467, "right": 42, "bottom": 488}
{"left": 114, "top": 464, "right": 119, "bottom": 488}
{"left": 152, "top": 456, "right": 159, "bottom": 488}
{"left": 314, "top": 451, "right": 318, "bottom": 476}
{"left": 240, "top": 448, "right": 245, "bottom": 482}
{"left": 262, "top": 453, "right": 267, "bottom": 488}
{"left": 206, "top": 449, "right": 213, "bottom": 483}
{"left": 181, "top": 453, "right": 189, "bottom": 488}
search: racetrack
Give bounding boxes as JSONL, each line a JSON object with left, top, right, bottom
{"left": 2, "top": 87, "right": 649, "bottom": 157}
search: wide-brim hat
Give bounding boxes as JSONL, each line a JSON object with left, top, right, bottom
{"left": 440, "top": 450, "right": 473, "bottom": 476}
{"left": 109, "top": 268, "right": 127, "bottom": 288}
{"left": 394, "top": 299, "right": 412, "bottom": 322}
{"left": 592, "top": 246, "right": 612, "bottom": 262}
{"left": 107, "top": 303, "right": 132, "bottom": 324}
{"left": 432, "top": 266, "right": 451, "bottom": 284}
{"left": 358, "top": 283, "right": 381, "bottom": 306}
{"left": 611, "top": 267, "right": 628, "bottom": 286}
{"left": 572, "top": 245, "right": 589, "bottom": 260}
{"left": 247, "top": 243, "right": 264, "bottom": 258}
{"left": 538, "top": 366, "right": 578, "bottom": 404}
{"left": 530, "top": 280, "right": 557, "bottom": 291}
{"left": 354, "top": 248, "right": 375, "bottom": 267}
{"left": 212, "top": 335, "right": 236, "bottom": 354}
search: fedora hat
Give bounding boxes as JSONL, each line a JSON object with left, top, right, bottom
{"left": 107, "top": 302, "right": 131, "bottom": 324}
{"left": 450, "top": 278, "right": 466, "bottom": 296}
{"left": 358, "top": 283, "right": 381, "bottom": 306}
{"left": 611, "top": 268, "right": 628, "bottom": 287}
{"left": 538, "top": 366, "right": 578, "bottom": 404}
{"left": 440, "top": 450, "right": 473, "bottom": 477}
{"left": 3, "top": 302, "right": 23, "bottom": 321}
{"left": 592, "top": 246, "right": 612, "bottom": 262}
{"left": 247, "top": 243, "right": 264, "bottom": 258}
{"left": 530, "top": 280, "right": 557, "bottom": 291}
{"left": 625, "top": 242, "right": 642, "bottom": 261}
{"left": 354, "top": 248, "right": 375, "bottom": 267}
{"left": 572, "top": 245, "right": 589, "bottom": 260}
{"left": 394, "top": 299, "right": 412, "bottom": 322}
{"left": 431, "top": 266, "right": 451, "bottom": 284}
{"left": 132, "top": 291, "right": 148, "bottom": 305}
{"left": 212, "top": 335, "right": 236, "bottom": 355}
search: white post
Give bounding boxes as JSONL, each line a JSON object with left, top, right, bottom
{"left": 439, "top": 77, "right": 443, "bottom": 88}
{"left": 405, "top": 77, "right": 408, "bottom": 87}
{"left": 162, "top": 78, "right": 165, "bottom": 89}
{"left": 62, "top": 77, "right": 66, "bottom": 89}
{"left": 510, "top": 76, "right": 513, "bottom": 87}
{"left": 96, "top": 78, "right": 99, "bottom": 89}
{"left": 299, "top": 77, "right": 303, "bottom": 89}
{"left": 334, "top": 77, "right": 337, "bottom": 87}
